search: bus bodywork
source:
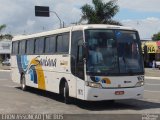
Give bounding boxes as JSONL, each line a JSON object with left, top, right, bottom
{"left": 11, "top": 25, "right": 144, "bottom": 102}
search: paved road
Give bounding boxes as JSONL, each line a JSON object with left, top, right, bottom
{"left": 144, "top": 79, "right": 160, "bottom": 101}
{"left": 0, "top": 70, "right": 160, "bottom": 120}
{"left": 0, "top": 70, "right": 10, "bottom": 80}
{"left": 145, "top": 68, "right": 160, "bottom": 77}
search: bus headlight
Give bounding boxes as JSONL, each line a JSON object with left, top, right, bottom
{"left": 135, "top": 80, "right": 144, "bottom": 87}
{"left": 86, "top": 82, "right": 102, "bottom": 88}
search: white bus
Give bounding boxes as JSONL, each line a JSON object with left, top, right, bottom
{"left": 11, "top": 24, "right": 144, "bottom": 104}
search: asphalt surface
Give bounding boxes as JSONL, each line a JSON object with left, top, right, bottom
{"left": 0, "top": 70, "right": 160, "bottom": 120}
{"left": 145, "top": 68, "right": 160, "bottom": 77}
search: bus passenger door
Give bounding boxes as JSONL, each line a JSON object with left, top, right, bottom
{"left": 71, "top": 31, "right": 85, "bottom": 100}
{"left": 76, "top": 43, "right": 85, "bottom": 100}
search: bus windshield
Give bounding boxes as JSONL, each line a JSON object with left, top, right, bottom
{"left": 85, "top": 29, "right": 144, "bottom": 76}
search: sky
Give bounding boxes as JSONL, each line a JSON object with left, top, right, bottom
{"left": 0, "top": 0, "right": 160, "bottom": 40}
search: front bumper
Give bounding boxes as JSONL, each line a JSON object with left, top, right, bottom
{"left": 84, "top": 86, "right": 144, "bottom": 101}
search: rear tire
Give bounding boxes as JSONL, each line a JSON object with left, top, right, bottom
{"left": 21, "top": 74, "right": 27, "bottom": 91}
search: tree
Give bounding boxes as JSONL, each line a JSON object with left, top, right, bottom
{"left": 152, "top": 32, "right": 160, "bottom": 41}
{"left": 0, "top": 24, "right": 13, "bottom": 40}
{"left": 80, "top": 0, "right": 121, "bottom": 25}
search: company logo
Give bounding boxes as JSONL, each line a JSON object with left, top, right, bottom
{"left": 39, "top": 57, "right": 57, "bottom": 67}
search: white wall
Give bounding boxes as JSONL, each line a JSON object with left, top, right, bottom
{"left": 0, "top": 40, "right": 11, "bottom": 54}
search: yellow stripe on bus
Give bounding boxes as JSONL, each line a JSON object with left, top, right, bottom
{"left": 30, "top": 58, "right": 46, "bottom": 90}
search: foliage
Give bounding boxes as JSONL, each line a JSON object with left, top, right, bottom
{"left": 80, "top": 0, "right": 121, "bottom": 25}
{"left": 152, "top": 32, "right": 160, "bottom": 41}
{"left": 0, "top": 24, "right": 13, "bottom": 40}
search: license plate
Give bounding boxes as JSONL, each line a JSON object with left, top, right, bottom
{"left": 115, "top": 91, "right": 124, "bottom": 95}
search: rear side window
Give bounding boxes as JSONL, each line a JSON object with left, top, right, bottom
{"left": 62, "top": 33, "right": 70, "bottom": 52}
{"left": 45, "top": 36, "right": 56, "bottom": 54}
{"left": 19, "top": 40, "right": 26, "bottom": 54}
{"left": 26, "top": 39, "right": 35, "bottom": 54}
{"left": 57, "top": 35, "right": 63, "bottom": 52}
{"left": 12, "top": 41, "right": 19, "bottom": 55}
{"left": 35, "top": 37, "right": 44, "bottom": 54}
{"left": 57, "top": 32, "right": 69, "bottom": 53}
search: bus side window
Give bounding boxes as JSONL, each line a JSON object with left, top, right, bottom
{"left": 57, "top": 35, "right": 63, "bottom": 53}
{"left": 12, "top": 41, "right": 19, "bottom": 55}
{"left": 26, "top": 39, "right": 34, "bottom": 55}
{"left": 45, "top": 36, "right": 56, "bottom": 54}
{"left": 57, "top": 32, "right": 69, "bottom": 53}
{"left": 35, "top": 37, "right": 44, "bottom": 54}
{"left": 19, "top": 40, "right": 26, "bottom": 55}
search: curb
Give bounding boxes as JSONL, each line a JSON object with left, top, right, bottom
{"left": 0, "top": 69, "right": 11, "bottom": 72}
{"left": 145, "top": 76, "right": 160, "bottom": 80}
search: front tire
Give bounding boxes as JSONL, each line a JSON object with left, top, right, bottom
{"left": 21, "top": 74, "right": 27, "bottom": 91}
{"left": 63, "top": 82, "right": 70, "bottom": 104}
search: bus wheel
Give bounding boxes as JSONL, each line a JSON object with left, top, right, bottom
{"left": 21, "top": 74, "right": 27, "bottom": 91}
{"left": 63, "top": 82, "right": 70, "bottom": 104}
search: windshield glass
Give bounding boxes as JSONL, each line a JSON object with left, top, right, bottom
{"left": 85, "top": 29, "right": 144, "bottom": 76}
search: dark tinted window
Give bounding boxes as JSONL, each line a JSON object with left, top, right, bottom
{"left": 77, "top": 40, "right": 84, "bottom": 62}
{"left": 12, "top": 42, "right": 15, "bottom": 54}
{"left": 71, "top": 31, "right": 83, "bottom": 57}
{"left": 57, "top": 32, "right": 69, "bottom": 53}
{"left": 19, "top": 40, "right": 26, "bottom": 54}
{"left": 57, "top": 35, "right": 63, "bottom": 52}
{"left": 35, "top": 37, "right": 44, "bottom": 54}
{"left": 12, "top": 41, "right": 19, "bottom": 55}
{"left": 71, "top": 31, "right": 83, "bottom": 75}
{"left": 26, "top": 39, "right": 35, "bottom": 54}
{"left": 62, "top": 33, "right": 69, "bottom": 52}
{"left": 45, "top": 36, "right": 56, "bottom": 54}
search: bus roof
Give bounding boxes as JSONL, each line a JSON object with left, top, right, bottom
{"left": 12, "top": 24, "right": 136, "bottom": 41}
